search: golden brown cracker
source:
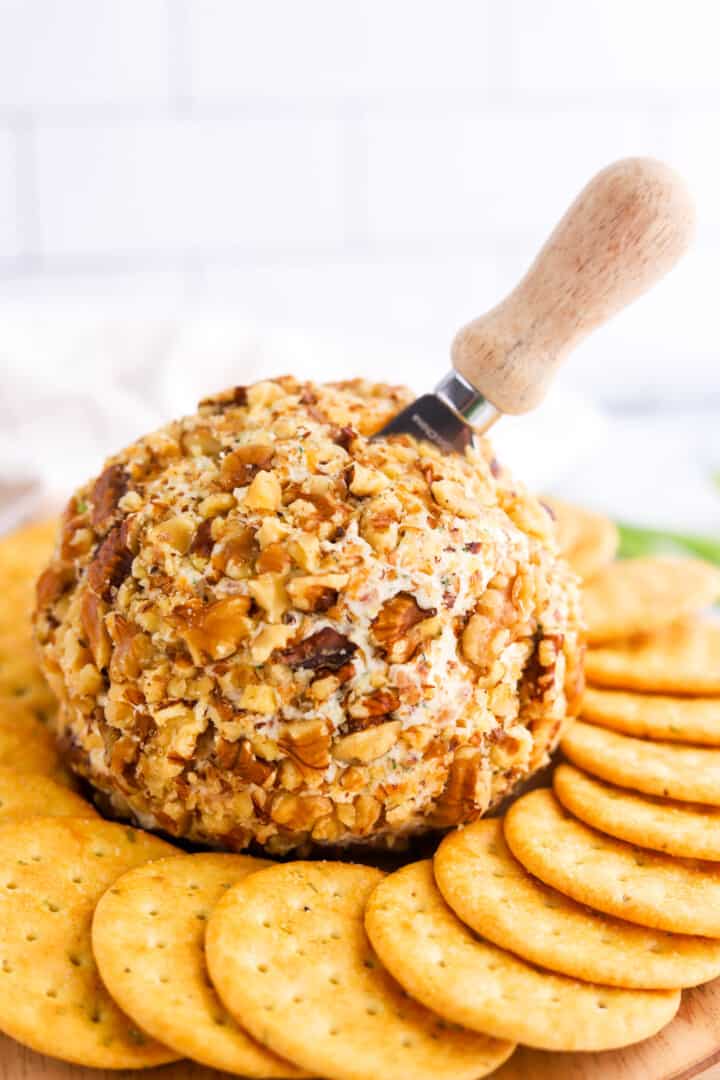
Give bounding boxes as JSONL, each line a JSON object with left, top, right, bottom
{"left": 586, "top": 618, "right": 720, "bottom": 694}
{"left": 543, "top": 496, "right": 619, "bottom": 580}
{"left": 206, "top": 860, "right": 514, "bottom": 1080}
{"left": 582, "top": 685, "right": 720, "bottom": 744}
{"left": 583, "top": 557, "right": 720, "bottom": 646}
{"left": 0, "top": 817, "right": 179, "bottom": 1068}
{"left": 0, "top": 704, "right": 70, "bottom": 782}
{"left": 555, "top": 762, "right": 720, "bottom": 861}
{"left": 365, "top": 859, "right": 679, "bottom": 1050}
{"left": 506, "top": 788, "right": 720, "bottom": 937}
{"left": 93, "top": 853, "right": 307, "bottom": 1077}
{"left": 0, "top": 767, "right": 95, "bottom": 822}
{"left": 562, "top": 720, "right": 720, "bottom": 804}
{"left": 434, "top": 816, "right": 720, "bottom": 988}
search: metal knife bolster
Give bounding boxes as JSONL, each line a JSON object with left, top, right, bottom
{"left": 434, "top": 370, "right": 499, "bottom": 431}
{"left": 375, "top": 370, "right": 499, "bottom": 453}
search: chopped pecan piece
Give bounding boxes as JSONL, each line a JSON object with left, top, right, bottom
{"left": 199, "top": 386, "right": 248, "bottom": 412}
{"left": 347, "top": 688, "right": 400, "bottom": 721}
{"left": 216, "top": 738, "right": 276, "bottom": 785}
{"left": 255, "top": 542, "right": 292, "bottom": 575}
{"left": 87, "top": 525, "right": 133, "bottom": 600}
{"left": 333, "top": 720, "right": 400, "bottom": 764}
{"left": 212, "top": 524, "right": 258, "bottom": 578}
{"left": 279, "top": 719, "right": 331, "bottom": 771}
{"left": 429, "top": 747, "right": 491, "bottom": 827}
{"left": 331, "top": 425, "right": 355, "bottom": 450}
{"left": 279, "top": 627, "right": 357, "bottom": 672}
{"left": 36, "top": 565, "right": 73, "bottom": 610}
{"left": 91, "top": 464, "right": 128, "bottom": 532}
{"left": 219, "top": 444, "right": 274, "bottom": 490}
{"left": 189, "top": 518, "right": 214, "bottom": 558}
{"left": 286, "top": 573, "right": 348, "bottom": 613}
{"left": 371, "top": 592, "right": 438, "bottom": 663}
{"left": 172, "top": 595, "right": 253, "bottom": 662}
{"left": 107, "top": 614, "right": 153, "bottom": 680}
{"left": 523, "top": 631, "right": 565, "bottom": 703}
{"left": 80, "top": 590, "right": 111, "bottom": 669}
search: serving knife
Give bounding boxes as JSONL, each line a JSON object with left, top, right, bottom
{"left": 377, "top": 157, "right": 695, "bottom": 451}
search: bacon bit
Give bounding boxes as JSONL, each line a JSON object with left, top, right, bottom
{"left": 87, "top": 526, "right": 133, "bottom": 600}
{"left": 189, "top": 518, "right": 214, "bottom": 558}
{"left": 464, "top": 541, "right": 482, "bottom": 554}
{"left": 299, "top": 387, "right": 318, "bottom": 405}
{"left": 279, "top": 627, "right": 357, "bottom": 671}
{"left": 91, "top": 464, "right": 128, "bottom": 532}
{"left": 199, "top": 386, "right": 248, "bottom": 412}
{"left": 219, "top": 444, "right": 274, "bottom": 490}
{"left": 490, "top": 457, "right": 502, "bottom": 478}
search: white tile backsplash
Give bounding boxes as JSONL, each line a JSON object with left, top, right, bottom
{"left": 0, "top": 128, "right": 21, "bottom": 259}
{"left": 186, "top": 0, "right": 494, "bottom": 97}
{"left": 503, "top": 0, "right": 720, "bottom": 94}
{"left": 0, "top": 0, "right": 172, "bottom": 108}
{"left": 365, "top": 103, "right": 669, "bottom": 247}
{"left": 0, "top": 0, "right": 717, "bottom": 407}
{"left": 34, "top": 111, "right": 346, "bottom": 257}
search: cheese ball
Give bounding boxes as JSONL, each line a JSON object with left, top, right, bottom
{"left": 34, "top": 377, "right": 583, "bottom": 854}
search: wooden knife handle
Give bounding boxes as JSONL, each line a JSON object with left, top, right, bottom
{"left": 451, "top": 157, "right": 695, "bottom": 414}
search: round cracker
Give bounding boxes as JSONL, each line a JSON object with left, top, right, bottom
{"left": 583, "top": 558, "right": 720, "bottom": 646}
{"left": 206, "top": 861, "right": 513, "bottom": 1080}
{"left": 0, "top": 816, "right": 179, "bottom": 1068}
{"left": 543, "top": 497, "right": 619, "bottom": 580}
{"left": 582, "top": 686, "right": 720, "bottom": 745}
{"left": 366, "top": 859, "right": 679, "bottom": 1050}
{"left": 0, "top": 768, "right": 95, "bottom": 822}
{"left": 555, "top": 763, "right": 720, "bottom": 861}
{"left": 0, "top": 704, "right": 70, "bottom": 783}
{"left": 434, "top": 817, "right": 720, "bottom": 989}
{"left": 93, "top": 853, "right": 307, "bottom": 1077}
{"left": 586, "top": 618, "right": 720, "bottom": 695}
{"left": 506, "top": 788, "right": 720, "bottom": 937}
{"left": 562, "top": 720, "right": 720, "bottom": 805}
{"left": 0, "top": 636, "right": 57, "bottom": 717}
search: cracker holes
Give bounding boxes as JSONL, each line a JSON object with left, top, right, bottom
{"left": 596, "top": 1000, "right": 608, "bottom": 1010}
{"left": 1, "top": 960, "right": 12, "bottom": 974}
{"left": 257, "top": 964, "right": 269, "bottom": 974}
{"left": 5, "top": 881, "right": 17, "bottom": 890}
{"left": 45, "top": 989, "right": 58, "bottom": 999}
{"left": 292, "top": 994, "right": 304, "bottom": 1004}
{"left": 68, "top": 954, "right": 82, "bottom": 968}
{"left": 25, "top": 933, "right": 37, "bottom": 943}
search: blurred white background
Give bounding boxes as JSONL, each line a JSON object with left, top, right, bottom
{"left": 0, "top": 0, "right": 718, "bottom": 535}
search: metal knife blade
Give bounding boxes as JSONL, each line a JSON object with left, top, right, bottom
{"left": 375, "top": 371, "right": 499, "bottom": 452}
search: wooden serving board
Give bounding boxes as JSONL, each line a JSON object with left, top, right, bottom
{"left": 2, "top": 980, "right": 720, "bottom": 1080}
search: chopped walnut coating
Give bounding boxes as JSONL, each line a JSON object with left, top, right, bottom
{"left": 34, "top": 375, "right": 582, "bottom": 853}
